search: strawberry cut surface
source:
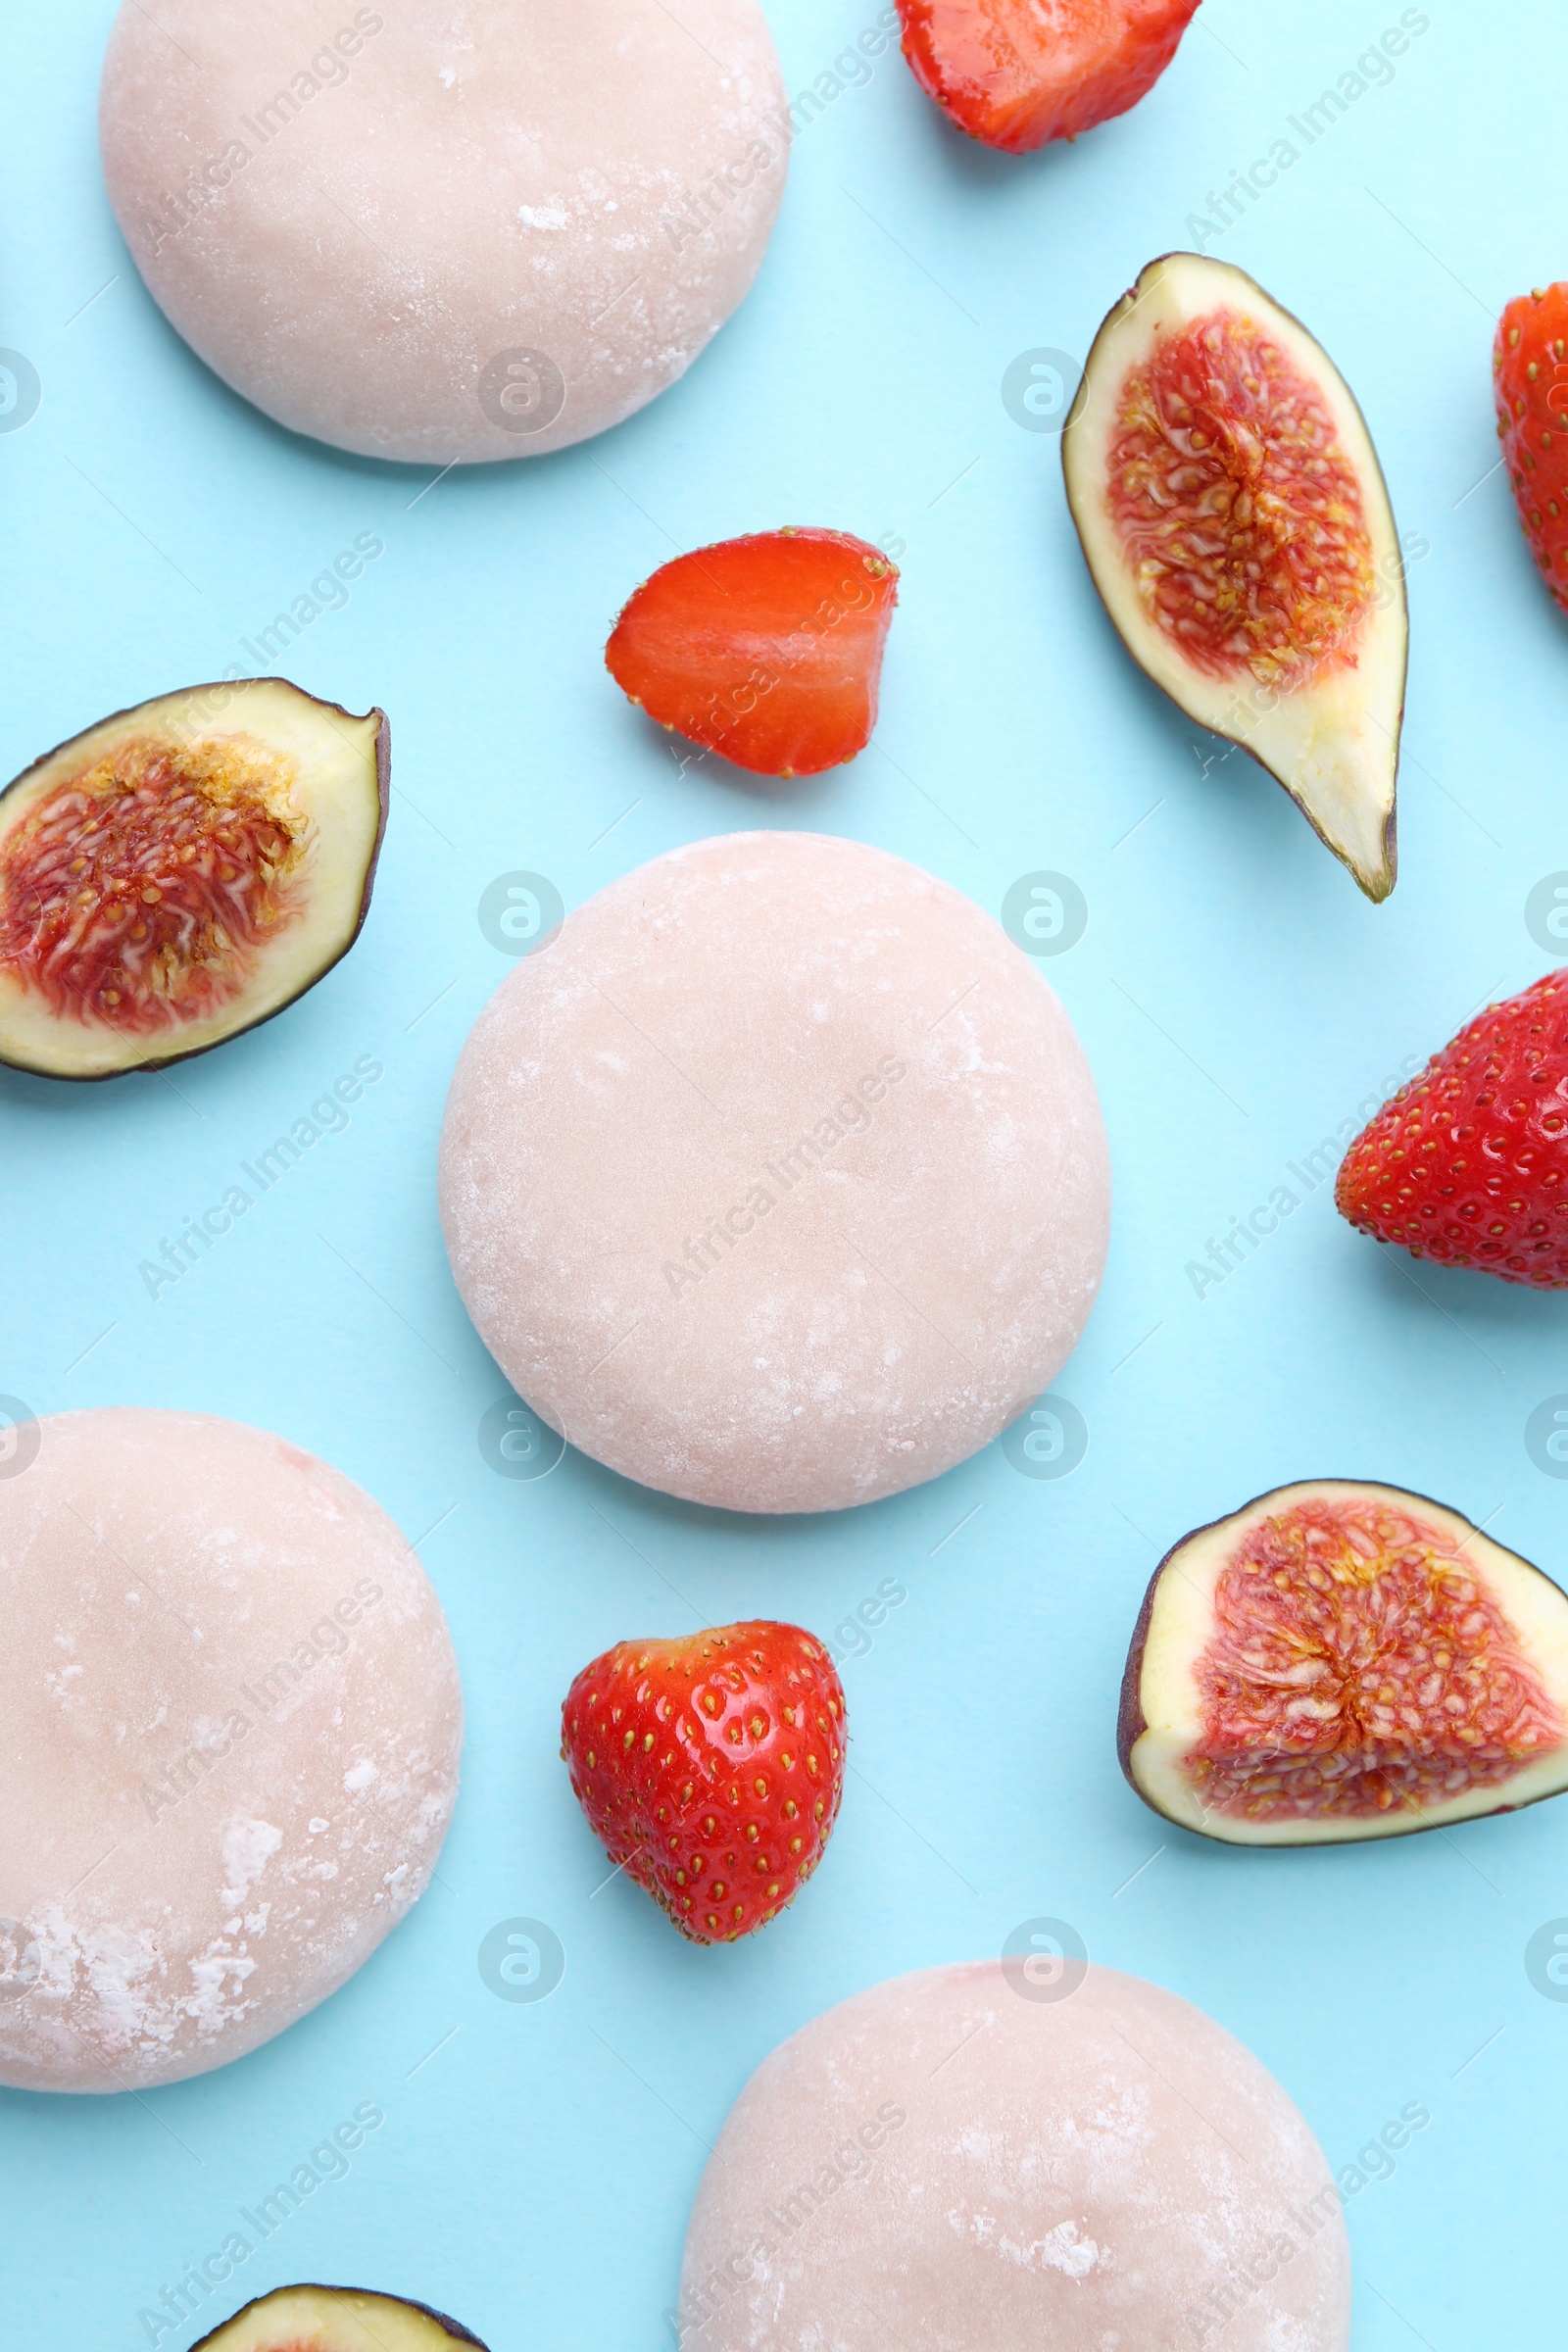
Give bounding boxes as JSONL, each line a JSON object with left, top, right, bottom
{"left": 605, "top": 528, "right": 898, "bottom": 777}
{"left": 1336, "top": 972, "right": 1568, "bottom": 1287}
{"left": 1494, "top": 280, "right": 1568, "bottom": 613}
{"left": 894, "top": 0, "right": 1201, "bottom": 153}
{"left": 561, "top": 1621, "right": 846, "bottom": 1943}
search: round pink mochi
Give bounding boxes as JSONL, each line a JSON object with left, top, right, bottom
{"left": 439, "top": 832, "right": 1110, "bottom": 1514}
{"left": 681, "top": 1962, "right": 1351, "bottom": 2352}
{"left": 98, "top": 0, "right": 787, "bottom": 462}
{"left": 0, "top": 1409, "right": 462, "bottom": 2092}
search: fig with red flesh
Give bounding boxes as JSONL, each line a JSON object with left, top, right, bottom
{"left": 1119, "top": 1480, "right": 1568, "bottom": 1845}
{"left": 0, "top": 677, "right": 388, "bottom": 1079}
{"left": 1063, "top": 253, "right": 1407, "bottom": 901}
{"left": 190, "top": 2283, "right": 488, "bottom": 2351}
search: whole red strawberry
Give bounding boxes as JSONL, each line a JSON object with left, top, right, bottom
{"left": 895, "top": 0, "right": 1201, "bottom": 154}
{"left": 605, "top": 528, "right": 898, "bottom": 778}
{"left": 561, "top": 1622, "right": 846, "bottom": 1943}
{"left": 1336, "top": 972, "right": 1568, "bottom": 1287}
{"left": 1494, "top": 282, "right": 1568, "bottom": 614}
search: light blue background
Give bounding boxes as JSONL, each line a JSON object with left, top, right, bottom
{"left": 2, "top": 3, "right": 1565, "bottom": 2345}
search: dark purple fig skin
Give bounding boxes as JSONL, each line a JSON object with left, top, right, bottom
{"left": 1118, "top": 1478, "right": 1568, "bottom": 1846}
{"left": 1115, "top": 1557, "right": 1161, "bottom": 1788}
{"left": 0, "top": 678, "right": 390, "bottom": 1082}
{"left": 188, "top": 2283, "right": 489, "bottom": 2350}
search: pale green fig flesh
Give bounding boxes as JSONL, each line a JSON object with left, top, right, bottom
{"left": 190, "top": 2283, "right": 488, "bottom": 2351}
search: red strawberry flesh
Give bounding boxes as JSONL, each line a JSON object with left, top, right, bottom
{"left": 605, "top": 529, "right": 898, "bottom": 778}
{"left": 1336, "top": 972, "right": 1568, "bottom": 1287}
{"left": 561, "top": 1621, "right": 846, "bottom": 1943}
{"left": 895, "top": 0, "right": 1201, "bottom": 154}
{"left": 1494, "top": 281, "right": 1568, "bottom": 613}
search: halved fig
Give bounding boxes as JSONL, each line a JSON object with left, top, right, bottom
{"left": 191, "top": 2284, "right": 488, "bottom": 2351}
{"left": 0, "top": 678, "right": 388, "bottom": 1079}
{"left": 1119, "top": 1480, "right": 1568, "bottom": 1844}
{"left": 1063, "top": 253, "right": 1407, "bottom": 901}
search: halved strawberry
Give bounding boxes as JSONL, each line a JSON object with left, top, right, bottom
{"left": 895, "top": 0, "right": 1201, "bottom": 154}
{"left": 561, "top": 1621, "right": 846, "bottom": 1943}
{"left": 1336, "top": 972, "right": 1568, "bottom": 1288}
{"left": 605, "top": 529, "right": 898, "bottom": 777}
{"left": 1495, "top": 281, "right": 1568, "bottom": 614}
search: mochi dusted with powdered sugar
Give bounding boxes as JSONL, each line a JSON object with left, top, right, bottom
{"left": 681, "top": 1961, "right": 1351, "bottom": 2352}
{"left": 0, "top": 1409, "right": 462, "bottom": 2091}
{"left": 98, "top": 0, "right": 787, "bottom": 462}
{"left": 438, "top": 831, "right": 1110, "bottom": 1514}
